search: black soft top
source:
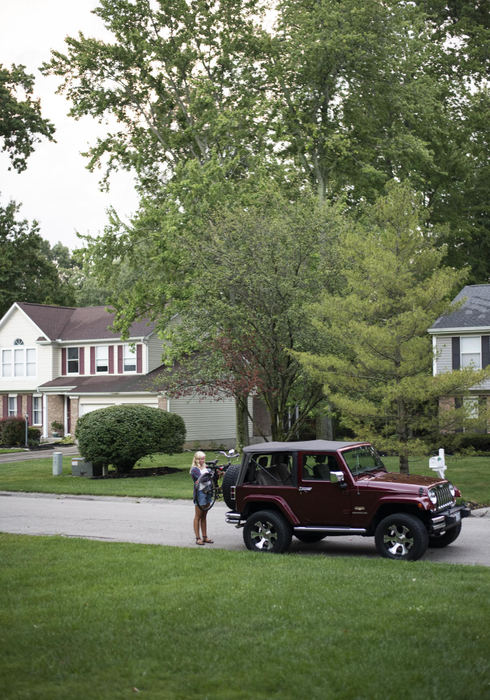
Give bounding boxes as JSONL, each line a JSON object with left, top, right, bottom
{"left": 243, "top": 440, "right": 366, "bottom": 454}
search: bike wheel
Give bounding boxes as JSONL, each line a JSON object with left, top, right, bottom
{"left": 198, "top": 485, "right": 217, "bottom": 511}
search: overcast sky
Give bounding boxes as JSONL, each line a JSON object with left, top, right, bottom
{"left": 0, "top": 0, "right": 138, "bottom": 250}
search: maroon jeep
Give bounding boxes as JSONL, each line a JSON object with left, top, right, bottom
{"left": 222, "top": 440, "right": 470, "bottom": 560}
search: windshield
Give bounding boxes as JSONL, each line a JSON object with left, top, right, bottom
{"left": 341, "top": 445, "right": 385, "bottom": 477}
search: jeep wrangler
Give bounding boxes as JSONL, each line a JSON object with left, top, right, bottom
{"left": 222, "top": 440, "right": 470, "bottom": 560}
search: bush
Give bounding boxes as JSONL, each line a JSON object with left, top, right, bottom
{"left": 435, "top": 432, "right": 490, "bottom": 455}
{"left": 28, "top": 427, "right": 41, "bottom": 448}
{"left": 75, "top": 404, "right": 186, "bottom": 473}
{"left": 0, "top": 417, "right": 26, "bottom": 446}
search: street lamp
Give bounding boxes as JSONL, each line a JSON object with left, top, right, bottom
{"left": 25, "top": 413, "right": 29, "bottom": 448}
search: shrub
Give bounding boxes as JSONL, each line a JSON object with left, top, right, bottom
{"left": 28, "top": 427, "right": 41, "bottom": 448}
{"left": 435, "top": 432, "right": 490, "bottom": 455}
{"left": 75, "top": 404, "right": 186, "bottom": 473}
{"left": 0, "top": 417, "right": 26, "bottom": 446}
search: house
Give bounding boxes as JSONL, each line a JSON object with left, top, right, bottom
{"left": 0, "top": 302, "right": 243, "bottom": 447}
{"left": 428, "top": 284, "right": 490, "bottom": 429}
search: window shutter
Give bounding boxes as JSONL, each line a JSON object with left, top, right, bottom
{"left": 27, "top": 394, "right": 32, "bottom": 424}
{"left": 108, "top": 346, "right": 114, "bottom": 374}
{"left": 2, "top": 395, "right": 7, "bottom": 418}
{"left": 62, "top": 347, "right": 67, "bottom": 375}
{"left": 80, "top": 347, "right": 85, "bottom": 375}
{"left": 118, "top": 345, "right": 123, "bottom": 373}
{"left": 90, "top": 347, "right": 96, "bottom": 374}
{"left": 451, "top": 337, "right": 460, "bottom": 370}
{"left": 16, "top": 395, "right": 22, "bottom": 416}
{"left": 482, "top": 336, "right": 490, "bottom": 369}
{"left": 136, "top": 344, "right": 143, "bottom": 373}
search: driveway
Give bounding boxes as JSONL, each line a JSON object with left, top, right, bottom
{"left": 0, "top": 491, "right": 488, "bottom": 566}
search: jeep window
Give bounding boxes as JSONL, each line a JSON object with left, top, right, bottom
{"left": 245, "top": 452, "right": 294, "bottom": 486}
{"left": 302, "top": 453, "right": 339, "bottom": 481}
{"left": 341, "top": 445, "right": 385, "bottom": 477}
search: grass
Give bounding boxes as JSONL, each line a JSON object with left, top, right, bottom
{"left": 1, "top": 534, "right": 489, "bottom": 700}
{"left": 0, "top": 451, "right": 488, "bottom": 506}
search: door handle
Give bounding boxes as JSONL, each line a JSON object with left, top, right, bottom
{"left": 298, "top": 487, "right": 312, "bottom": 494}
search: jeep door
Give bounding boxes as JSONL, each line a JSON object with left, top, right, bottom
{"left": 287, "top": 452, "right": 352, "bottom": 526}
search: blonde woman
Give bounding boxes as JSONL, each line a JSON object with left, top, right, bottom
{"left": 190, "top": 451, "right": 214, "bottom": 545}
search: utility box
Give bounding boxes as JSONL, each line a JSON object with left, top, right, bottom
{"left": 71, "top": 458, "right": 102, "bottom": 478}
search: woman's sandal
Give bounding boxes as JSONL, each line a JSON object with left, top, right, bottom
{"left": 196, "top": 537, "right": 205, "bottom": 546}
{"left": 202, "top": 537, "right": 214, "bottom": 544}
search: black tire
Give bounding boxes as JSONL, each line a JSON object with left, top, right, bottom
{"left": 375, "top": 513, "right": 428, "bottom": 561}
{"left": 295, "top": 532, "right": 327, "bottom": 543}
{"left": 429, "top": 522, "right": 462, "bottom": 548}
{"left": 243, "top": 510, "right": 292, "bottom": 553}
{"left": 222, "top": 463, "right": 241, "bottom": 509}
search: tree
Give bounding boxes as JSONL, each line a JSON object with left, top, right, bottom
{"left": 145, "top": 181, "right": 344, "bottom": 442}
{"left": 0, "top": 200, "right": 74, "bottom": 317}
{"left": 297, "top": 182, "right": 490, "bottom": 473}
{"left": 0, "top": 64, "right": 55, "bottom": 172}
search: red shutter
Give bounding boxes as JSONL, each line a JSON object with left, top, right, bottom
{"left": 80, "top": 347, "right": 85, "bottom": 375}
{"left": 17, "top": 395, "right": 23, "bottom": 416}
{"left": 108, "top": 346, "right": 114, "bottom": 374}
{"left": 90, "top": 347, "right": 95, "bottom": 374}
{"left": 118, "top": 345, "right": 123, "bottom": 373}
{"left": 136, "top": 344, "right": 143, "bottom": 373}
{"left": 27, "top": 395, "right": 33, "bottom": 424}
{"left": 62, "top": 347, "right": 67, "bottom": 375}
{"left": 2, "top": 395, "right": 7, "bottom": 418}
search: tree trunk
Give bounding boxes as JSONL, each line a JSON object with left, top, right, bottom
{"left": 316, "top": 413, "right": 333, "bottom": 440}
{"left": 235, "top": 395, "right": 250, "bottom": 450}
{"left": 399, "top": 452, "right": 409, "bottom": 475}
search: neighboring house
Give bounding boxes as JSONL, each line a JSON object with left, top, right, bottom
{"left": 428, "top": 284, "right": 490, "bottom": 430}
{"left": 0, "top": 302, "right": 242, "bottom": 446}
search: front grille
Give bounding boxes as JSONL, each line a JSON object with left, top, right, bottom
{"left": 435, "top": 483, "right": 454, "bottom": 509}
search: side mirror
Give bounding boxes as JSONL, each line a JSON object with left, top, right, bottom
{"left": 330, "top": 471, "right": 345, "bottom": 485}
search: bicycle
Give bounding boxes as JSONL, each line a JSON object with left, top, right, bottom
{"left": 199, "top": 449, "right": 241, "bottom": 511}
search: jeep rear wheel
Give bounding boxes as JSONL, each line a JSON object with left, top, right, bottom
{"left": 375, "top": 513, "right": 428, "bottom": 561}
{"left": 429, "top": 522, "right": 462, "bottom": 548}
{"left": 222, "top": 463, "right": 241, "bottom": 509}
{"left": 243, "top": 510, "right": 292, "bottom": 553}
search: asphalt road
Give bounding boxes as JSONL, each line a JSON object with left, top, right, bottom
{"left": 0, "top": 491, "right": 488, "bottom": 566}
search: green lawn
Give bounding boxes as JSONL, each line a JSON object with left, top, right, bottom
{"left": 0, "top": 451, "right": 488, "bottom": 506}
{"left": 1, "top": 534, "right": 489, "bottom": 700}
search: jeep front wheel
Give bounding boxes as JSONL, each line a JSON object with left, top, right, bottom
{"left": 375, "top": 513, "right": 428, "bottom": 561}
{"left": 243, "top": 510, "right": 292, "bottom": 553}
{"left": 429, "top": 522, "right": 462, "bottom": 548}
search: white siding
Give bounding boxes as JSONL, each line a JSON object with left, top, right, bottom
{"left": 434, "top": 336, "right": 452, "bottom": 375}
{"left": 169, "top": 395, "right": 236, "bottom": 442}
{"left": 79, "top": 395, "right": 158, "bottom": 416}
{"left": 0, "top": 306, "right": 46, "bottom": 391}
{"left": 147, "top": 334, "right": 165, "bottom": 372}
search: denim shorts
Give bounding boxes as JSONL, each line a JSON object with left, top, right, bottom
{"left": 196, "top": 490, "right": 213, "bottom": 508}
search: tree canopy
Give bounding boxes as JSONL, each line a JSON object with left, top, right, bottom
{"left": 0, "top": 63, "right": 55, "bottom": 173}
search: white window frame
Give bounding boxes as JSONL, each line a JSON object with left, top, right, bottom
{"left": 95, "top": 345, "right": 109, "bottom": 373}
{"left": 123, "top": 344, "right": 137, "bottom": 373}
{"left": 460, "top": 336, "right": 481, "bottom": 369}
{"left": 1, "top": 347, "right": 36, "bottom": 377}
{"left": 67, "top": 347, "right": 79, "bottom": 374}
{"left": 32, "top": 396, "right": 42, "bottom": 425}
{"left": 8, "top": 395, "right": 17, "bottom": 417}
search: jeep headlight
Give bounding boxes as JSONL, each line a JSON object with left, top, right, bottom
{"left": 429, "top": 488, "right": 438, "bottom": 505}
{"left": 448, "top": 482, "right": 456, "bottom": 498}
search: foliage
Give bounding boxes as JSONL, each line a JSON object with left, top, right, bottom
{"left": 0, "top": 417, "right": 26, "bottom": 447}
{"left": 75, "top": 404, "right": 186, "bottom": 473}
{"left": 27, "top": 427, "right": 41, "bottom": 447}
{"left": 144, "top": 180, "right": 344, "bottom": 441}
{"left": 42, "top": 0, "right": 489, "bottom": 281}
{"left": 0, "top": 199, "right": 76, "bottom": 317}
{"left": 436, "top": 432, "right": 490, "bottom": 456}
{"left": 297, "top": 182, "right": 490, "bottom": 473}
{"left": 0, "top": 63, "right": 55, "bottom": 172}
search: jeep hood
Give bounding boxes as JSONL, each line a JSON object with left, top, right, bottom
{"left": 366, "top": 472, "right": 443, "bottom": 487}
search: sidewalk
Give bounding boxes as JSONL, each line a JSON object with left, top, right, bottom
{"left": 0, "top": 491, "right": 488, "bottom": 565}
{"left": 0, "top": 445, "right": 80, "bottom": 463}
